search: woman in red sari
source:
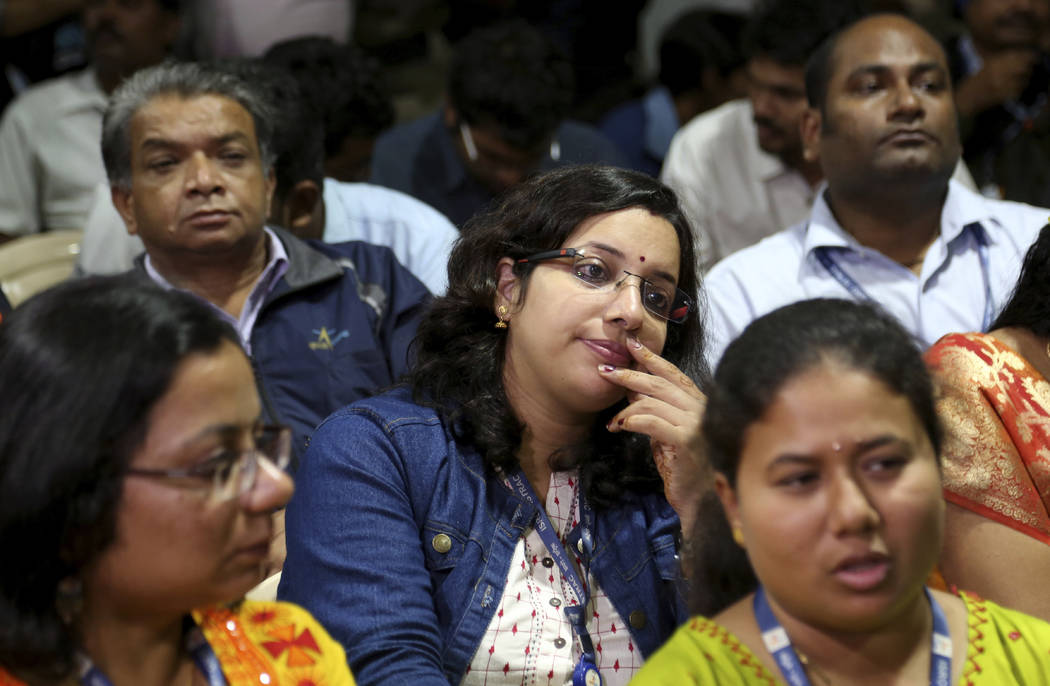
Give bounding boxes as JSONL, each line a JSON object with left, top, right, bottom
{"left": 926, "top": 224, "right": 1050, "bottom": 621}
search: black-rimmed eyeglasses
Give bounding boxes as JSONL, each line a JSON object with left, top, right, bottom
{"left": 517, "top": 248, "right": 692, "bottom": 323}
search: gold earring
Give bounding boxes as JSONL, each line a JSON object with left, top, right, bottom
{"left": 494, "top": 304, "right": 508, "bottom": 329}
{"left": 732, "top": 527, "right": 745, "bottom": 547}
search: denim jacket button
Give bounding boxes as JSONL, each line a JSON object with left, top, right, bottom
{"left": 432, "top": 533, "right": 452, "bottom": 553}
{"left": 629, "top": 610, "right": 647, "bottom": 629}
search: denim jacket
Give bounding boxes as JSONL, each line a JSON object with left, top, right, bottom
{"left": 279, "top": 387, "right": 688, "bottom": 686}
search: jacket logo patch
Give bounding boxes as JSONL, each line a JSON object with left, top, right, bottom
{"left": 309, "top": 327, "right": 349, "bottom": 350}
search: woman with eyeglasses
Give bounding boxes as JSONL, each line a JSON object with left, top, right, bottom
{"left": 632, "top": 299, "right": 1050, "bottom": 685}
{"left": 279, "top": 165, "right": 710, "bottom": 685}
{"left": 0, "top": 278, "right": 354, "bottom": 686}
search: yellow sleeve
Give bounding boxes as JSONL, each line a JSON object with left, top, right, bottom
{"left": 199, "top": 600, "right": 356, "bottom": 686}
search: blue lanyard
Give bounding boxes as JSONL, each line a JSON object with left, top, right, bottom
{"left": 509, "top": 470, "right": 603, "bottom": 686}
{"left": 813, "top": 222, "right": 994, "bottom": 332}
{"left": 753, "top": 586, "right": 951, "bottom": 686}
{"left": 79, "top": 624, "right": 227, "bottom": 686}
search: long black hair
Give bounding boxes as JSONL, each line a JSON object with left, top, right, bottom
{"left": 691, "top": 298, "right": 941, "bottom": 615}
{"left": 991, "top": 223, "right": 1050, "bottom": 336}
{"left": 406, "top": 164, "right": 708, "bottom": 508}
{"left": 0, "top": 276, "right": 239, "bottom": 681}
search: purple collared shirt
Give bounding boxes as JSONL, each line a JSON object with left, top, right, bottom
{"left": 144, "top": 227, "right": 289, "bottom": 356}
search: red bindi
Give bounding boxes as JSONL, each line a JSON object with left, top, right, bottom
{"left": 639, "top": 256, "right": 646, "bottom": 262}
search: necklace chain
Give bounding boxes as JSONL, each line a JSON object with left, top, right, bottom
{"left": 794, "top": 648, "right": 833, "bottom": 686}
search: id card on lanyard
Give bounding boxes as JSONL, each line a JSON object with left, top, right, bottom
{"left": 509, "top": 470, "right": 604, "bottom": 686}
{"left": 753, "top": 585, "right": 952, "bottom": 686}
{"left": 813, "top": 222, "right": 994, "bottom": 332}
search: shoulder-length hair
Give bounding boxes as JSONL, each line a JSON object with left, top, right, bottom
{"left": 406, "top": 164, "right": 708, "bottom": 508}
{"left": 0, "top": 276, "right": 239, "bottom": 680}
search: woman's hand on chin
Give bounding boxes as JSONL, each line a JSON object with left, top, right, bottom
{"left": 599, "top": 334, "right": 710, "bottom": 538}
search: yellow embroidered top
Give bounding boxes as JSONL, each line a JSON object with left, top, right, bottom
{"left": 629, "top": 592, "right": 1050, "bottom": 685}
{"left": 0, "top": 600, "right": 354, "bottom": 686}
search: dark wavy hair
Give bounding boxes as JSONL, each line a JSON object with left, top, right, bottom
{"left": 263, "top": 37, "right": 395, "bottom": 156}
{"left": 691, "top": 299, "right": 942, "bottom": 615}
{"left": 0, "top": 277, "right": 239, "bottom": 681}
{"left": 659, "top": 11, "right": 747, "bottom": 97}
{"left": 991, "top": 223, "right": 1050, "bottom": 336}
{"left": 448, "top": 19, "right": 574, "bottom": 150}
{"left": 406, "top": 165, "right": 707, "bottom": 509}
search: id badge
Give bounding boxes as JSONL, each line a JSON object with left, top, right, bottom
{"left": 572, "top": 657, "right": 602, "bottom": 686}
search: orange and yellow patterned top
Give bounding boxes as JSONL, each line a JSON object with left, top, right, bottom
{"left": 629, "top": 592, "right": 1050, "bottom": 685}
{"left": 0, "top": 600, "right": 354, "bottom": 686}
{"left": 925, "top": 332, "right": 1050, "bottom": 544}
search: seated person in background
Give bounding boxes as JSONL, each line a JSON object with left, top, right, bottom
{"left": 0, "top": 277, "right": 354, "bottom": 685}
{"left": 947, "top": 0, "right": 1050, "bottom": 203}
{"left": 661, "top": 0, "right": 868, "bottom": 271}
{"left": 598, "top": 9, "right": 747, "bottom": 178}
{"left": 101, "top": 61, "right": 431, "bottom": 463}
{"left": 279, "top": 166, "right": 709, "bottom": 686}
{"left": 634, "top": 298, "right": 1050, "bottom": 684}
{"left": 80, "top": 59, "right": 458, "bottom": 295}
{"left": 369, "top": 20, "right": 627, "bottom": 228}
{"left": 0, "top": 0, "right": 180, "bottom": 238}
{"left": 705, "top": 13, "right": 1047, "bottom": 367}
{"left": 263, "top": 36, "right": 395, "bottom": 183}
{"left": 926, "top": 223, "right": 1050, "bottom": 622}
{"left": 662, "top": 0, "right": 977, "bottom": 273}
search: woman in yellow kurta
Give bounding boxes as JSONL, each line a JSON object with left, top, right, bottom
{"left": 633, "top": 299, "right": 1050, "bottom": 686}
{"left": 0, "top": 279, "right": 354, "bottom": 686}
{"left": 634, "top": 591, "right": 1050, "bottom": 685}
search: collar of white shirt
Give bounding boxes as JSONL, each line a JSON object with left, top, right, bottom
{"left": 801, "top": 178, "right": 1000, "bottom": 262}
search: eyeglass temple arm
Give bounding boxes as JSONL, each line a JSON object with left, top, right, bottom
{"left": 517, "top": 248, "right": 579, "bottom": 264}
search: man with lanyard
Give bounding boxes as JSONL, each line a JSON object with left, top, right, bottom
{"left": 702, "top": 13, "right": 1049, "bottom": 368}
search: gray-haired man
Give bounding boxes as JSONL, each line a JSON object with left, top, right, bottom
{"left": 103, "top": 61, "right": 431, "bottom": 464}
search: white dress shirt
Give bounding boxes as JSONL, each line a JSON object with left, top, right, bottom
{"left": 322, "top": 180, "right": 458, "bottom": 295}
{"left": 703, "top": 179, "right": 1050, "bottom": 367}
{"left": 662, "top": 99, "right": 816, "bottom": 272}
{"left": 0, "top": 69, "right": 108, "bottom": 235}
{"left": 662, "top": 99, "right": 978, "bottom": 273}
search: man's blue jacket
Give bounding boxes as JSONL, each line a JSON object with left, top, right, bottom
{"left": 134, "top": 227, "right": 432, "bottom": 464}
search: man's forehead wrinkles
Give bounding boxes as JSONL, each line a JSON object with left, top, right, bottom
{"left": 131, "top": 97, "right": 257, "bottom": 148}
